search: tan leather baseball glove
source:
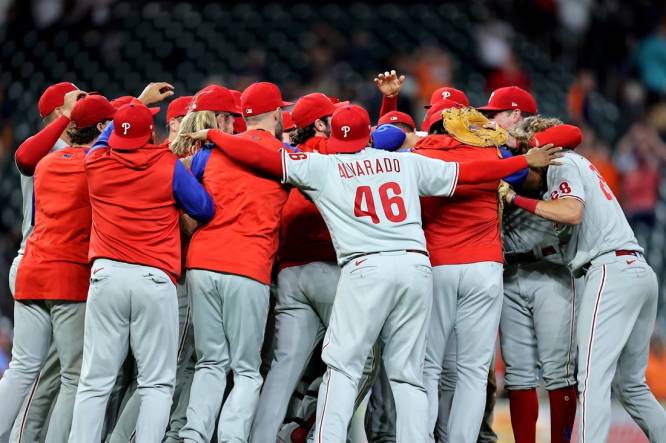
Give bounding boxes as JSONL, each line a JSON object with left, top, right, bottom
{"left": 442, "top": 107, "right": 509, "bottom": 147}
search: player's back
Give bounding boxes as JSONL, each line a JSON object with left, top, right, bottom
{"left": 282, "top": 148, "right": 458, "bottom": 264}
{"left": 547, "top": 151, "right": 641, "bottom": 272}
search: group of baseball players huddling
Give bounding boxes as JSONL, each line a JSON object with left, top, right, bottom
{"left": 0, "top": 68, "right": 664, "bottom": 443}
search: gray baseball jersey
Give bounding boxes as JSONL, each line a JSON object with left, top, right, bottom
{"left": 503, "top": 206, "right": 568, "bottom": 263}
{"left": 545, "top": 151, "right": 666, "bottom": 442}
{"left": 281, "top": 148, "right": 458, "bottom": 262}
{"left": 546, "top": 151, "right": 641, "bottom": 273}
{"left": 282, "top": 148, "right": 458, "bottom": 442}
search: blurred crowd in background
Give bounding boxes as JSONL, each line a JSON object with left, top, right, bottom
{"left": 1, "top": 0, "right": 666, "bottom": 391}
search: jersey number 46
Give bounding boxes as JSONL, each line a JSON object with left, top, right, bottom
{"left": 354, "top": 182, "right": 407, "bottom": 224}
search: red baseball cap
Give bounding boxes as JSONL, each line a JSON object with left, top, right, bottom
{"left": 230, "top": 90, "right": 247, "bottom": 133}
{"left": 282, "top": 111, "right": 296, "bottom": 131}
{"left": 477, "top": 86, "right": 537, "bottom": 114}
{"left": 166, "top": 96, "right": 193, "bottom": 122}
{"left": 422, "top": 99, "right": 460, "bottom": 132}
{"left": 377, "top": 111, "right": 416, "bottom": 131}
{"left": 241, "top": 82, "right": 292, "bottom": 117}
{"left": 70, "top": 95, "right": 116, "bottom": 128}
{"left": 426, "top": 86, "right": 469, "bottom": 108}
{"left": 108, "top": 103, "right": 154, "bottom": 150}
{"left": 191, "top": 85, "right": 240, "bottom": 115}
{"left": 38, "top": 82, "right": 79, "bottom": 118}
{"left": 327, "top": 104, "right": 371, "bottom": 153}
{"left": 291, "top": 93, "right": 336, "bottom": 129}
{"left": 111, "top": 96, "right": 160, "bottom": 115}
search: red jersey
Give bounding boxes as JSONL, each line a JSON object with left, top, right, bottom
{"left": 15, "top": 147, "right": 92, "bottom": 301}
{"left": 299, "top": 135, "right": 328, "bottom": 153}
{"left": 278, "top": 188, "right": 336, "bottom": 270}
{"left": 416, "top": 135, "right": 504, "bottom": 266}
{"left": 187, "top": 129, "right": 289, "bottom": 284}
{"left": 86, "top": 144, "right": 182, "bottom": 281}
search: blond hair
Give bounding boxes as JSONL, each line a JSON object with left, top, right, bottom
{"left": 170, "top": 110, "right": 219, "bottom": 157}
{"left": 512, "top": 115, "right": 563, "bottom": 153}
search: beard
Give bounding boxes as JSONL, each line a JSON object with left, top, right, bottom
{"left": 274, "top": 115, "right": 283, "bottom": 139}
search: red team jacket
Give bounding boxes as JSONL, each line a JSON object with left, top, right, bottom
{"left": 86, "top": 143, "right": 182, "bottom": 281}
{"left": 187, "top": 129, "right": 289, "bottom": 285}
{"left": 15, "top": 147, "right": 92, "bottom": 301}
{"left": 417, "top": 135, "right": 505, "bottom": 266}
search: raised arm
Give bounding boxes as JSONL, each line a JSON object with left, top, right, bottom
{"left": 374, "top": 70, "right": 405, "bottom": 118}
{"left": 207, "top": 130, "right": 282, "bottom": 178}
{"left": 15, "top": 115, "right": 70, "bottom": 175}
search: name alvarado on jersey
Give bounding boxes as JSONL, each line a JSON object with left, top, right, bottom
{"left": 337, "top": 157, "right": 402, "bottom": 179}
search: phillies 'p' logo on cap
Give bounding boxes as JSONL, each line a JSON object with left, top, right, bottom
{"left": 443, "top": 91, "right": 451, "bottom": 98}
{"left": 328, "top": 105, "right": 372, "bottom": 153}
{"left": 390, "top": 116, "right": 398, "bottom": 121}
{"left": 108, "top": 103, "right": 155, "bottom": 150}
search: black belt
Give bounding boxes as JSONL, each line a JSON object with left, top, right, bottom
{"left": 347, "top": 249, "right": 429, "bottom": 265}
{"left": 505, "top": 246, "right": 557, "bottom": 265}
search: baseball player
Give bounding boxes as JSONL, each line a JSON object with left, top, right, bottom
{"left": 416, "top": 102, "right": 512, "bottom": 443}
{"left": 106, "top": 92, "right": 205, "bottom": 443}
{"left": 282, "top": 110, "right": 297, "bottom": 145}
{"left": 165, "top": 86, "right": 238, "bottom": 443}
{"left": 377, "top": 112, "right": 420, "bottom": 152}
{"left": 251, "top": 93, "right": 376, "bottom": 443}
{"left": 479, "top": 87, "right": 580, "bottom": 443}
{"left": 7, "top": 82, "right": 79, "bottom": 443}
{"left": 0, "top": 92, "right": 113, "bottom": 443}
{"left": 69, "top": 88, "right": 215, "bottom": 443}
{"left": 503, "top": 141, "right": 666, "bottom": 442}
{"left": 180, "top": 82, "right": 290, "bottom": 443}
{"left": 166, "top": 95, "right": 194, "bottom": 142}
{"left": 186, "top": 103, "right": 560, "bottom": 442}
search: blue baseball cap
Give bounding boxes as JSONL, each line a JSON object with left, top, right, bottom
{"left": 371, "top": 124, "right": 406, "bottom": 151}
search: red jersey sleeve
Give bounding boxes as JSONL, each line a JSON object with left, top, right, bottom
{"left": 379, "top": 95, "right": 398, "bottom": 117}
{"left": 531, "top": 124, "right": 582, "bottom": 149}
{"left": 15, "top": 115, "right": 70, "bottom": 176}
{"left": 207, "top": 130, "right": 283, "bottom": 178}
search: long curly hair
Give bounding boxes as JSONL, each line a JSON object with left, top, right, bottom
{"left": 169, "top": 110, "right": 219, "bottom": 157}
{"left": 511, "top": 115, "right": 563, "bottom": 153}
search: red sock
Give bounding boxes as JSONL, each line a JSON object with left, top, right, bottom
{"left": 549, "top": 386, "right": 577, "bottom": 443}
{"left": 509, "top": 388, "right": 539, "bottom": 443}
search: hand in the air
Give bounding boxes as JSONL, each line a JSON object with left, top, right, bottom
{"left": 373, "top": 70, "right": 405, "bottom": 98}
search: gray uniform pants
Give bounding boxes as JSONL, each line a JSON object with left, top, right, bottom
{"left": 576, "top": 253, "right": 666, "bottom": 443}
{"left": 69, "top": 259, "right": 178, "bottom": 443}
{"left": 433, "top": 337, "right": 498, "bottom": 443}
{"left": 0, "top": 299, "right": 85, "bottom": 443}
{"left": 314, "top": 251, "right": 432, "bottom": 443}
{"left": 252, "top": 262, "right": 378, "bottom": 443}
{"left": 8, "top": 254, "right": 61, "bottom": 443}
{"left": 500, "top": 261, "right": 577, "bottom": 390}
{"left": 108, "top": 280, "right": 195, "bottom": 443}
{"left": 366, "top": 342, "right": 498, "bottom": 443}
{"left": 423, "top": 262, "right": 503, "bottom": 443}
{"left": 180, "top": 270, "right": 270, "bottom": 443}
